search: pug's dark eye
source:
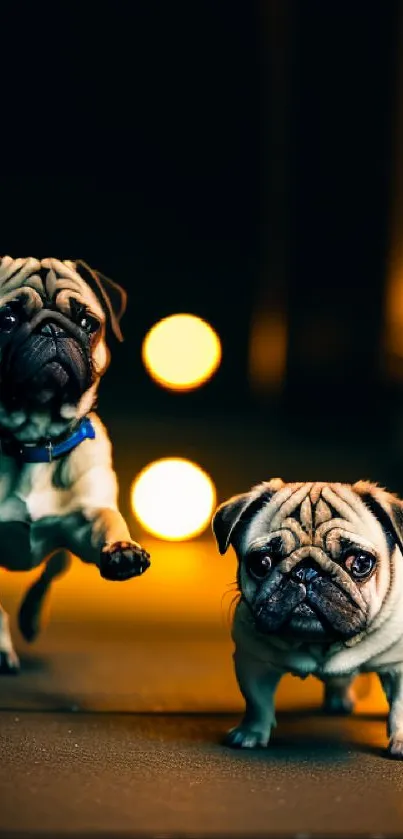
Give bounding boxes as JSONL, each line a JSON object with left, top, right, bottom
{"left": 245, "top": 552, "right": 272, "bottom": 580}
{"left": 70, "top": 298, "right": 100, "bottom": 334}
{"left": 0, "top": 304, "right": 20, "bottom": 333}
{"left": 344, "top": 552, "right": 376, "bottom": 581}
{"left": 79, "top": 313, "right": 100, "bottom": 334}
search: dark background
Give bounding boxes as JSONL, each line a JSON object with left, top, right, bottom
{"left": 1, "top": 0, "right": 402, "bottom": 501}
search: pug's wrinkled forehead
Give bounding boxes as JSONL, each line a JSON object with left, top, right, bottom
{"left": 241, "top": 481, "right": 390, "bottom": 564}
{"left": 214, "top": 479, "right": 403, "bottom": 569}
{"left": 0, "top": 256, "right": 105, "bottom": 323}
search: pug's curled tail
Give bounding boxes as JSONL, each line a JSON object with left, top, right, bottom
{"left": 18, "top": 551, "right": 72, "bottom": 642}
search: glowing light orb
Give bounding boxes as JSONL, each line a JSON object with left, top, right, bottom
{"left": 131, "top": 458, "right": 216, "bottom": 541}
{"left": 142, "top": 313, "right": 222, "bottom": 391}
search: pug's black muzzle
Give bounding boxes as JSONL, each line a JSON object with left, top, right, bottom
{"left": 0, "top": 309, "right": 93, "bottom": 410}
{"left": 253, "top": 561, "right": 367, "bottom": 640}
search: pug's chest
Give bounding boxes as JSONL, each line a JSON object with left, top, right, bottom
{"left": 0, "top": 456, "right": 77, "bottom": 569}
{"left": 265, "top": 638, "right": 337, "bottom": 677}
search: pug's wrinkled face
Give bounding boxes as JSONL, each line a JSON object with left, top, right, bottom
{"left": 0, "top": 257, "right": 122, "bottom": 438}
{"left": 213, "top": 480, "right": 398, "bottom": 643}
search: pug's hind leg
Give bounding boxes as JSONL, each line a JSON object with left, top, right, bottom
{"left": 224, "top": 647, "right": 282, "bottom": 749}
{"left": 0, "top": 604, "right": 19, "bottom": 674}
{"left": 322, "top": 674, "right": 356, "bottom": 715}
{"left": 379, "top": 671, "right": 403, "bottom": 758}
{"left": 18, "top": 550, "right": 72, "bottom": 643}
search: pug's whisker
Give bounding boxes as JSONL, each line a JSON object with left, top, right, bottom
{"left": 228, "top": 593, "right": 241, "bottom": 624}
{"left": 221, "top": 591, "right": 241, "bottom": 627}
{"left": 220, "top": 586, "right": 237, "bottom": 607}
{"left": 224, "top": 580, "right": 239, "bottom": 593}
{"left": 220, "top": 586, "right": 241, "bottom": 625}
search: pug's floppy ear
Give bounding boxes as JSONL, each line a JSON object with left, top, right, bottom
{"left": 353, "top": 481, "right": 403, "bottom": 556}
{"left": 75, "top": 260, "right": 128, "bottom": 342}
{"left": 212, "top": 479, "right": 284, "bottom": 555}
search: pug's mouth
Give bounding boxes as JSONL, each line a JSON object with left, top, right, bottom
{"left": 0, "top": 331, "right": 93, "bottom": 412}
{"left": 28, "top": 358, "right": 86, "bottom": 407}
{"left": 282, "top": 602, "right": 334, "bottom": 639}
{"left": 252, "top": 574, "right": 367, "bottom": 641}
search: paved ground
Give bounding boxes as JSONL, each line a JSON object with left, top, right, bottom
{"left": 0, "top": 543, "right": 402, "bottom": 837}
{"left": 0, "top": 709, "right": 402, "bottom": 836}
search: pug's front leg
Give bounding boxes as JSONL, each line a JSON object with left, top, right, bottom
{"left": 94, "top": 509, "right": 151, "bottom": 581}
{"left": 70, "top": 507, "right": 151, "bottom": 581}
{"left": 224, "top": 646, "right": 283, "bottom": 749}
{"left": 379, "top": 671, "right": 403, "bottom": 758}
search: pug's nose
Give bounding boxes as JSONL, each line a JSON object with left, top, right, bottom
{"left": 39, "top": 322, "right": 66, "bottom": 337}
{"left": 291, "top": 561, "right": 320, "bottom": 583}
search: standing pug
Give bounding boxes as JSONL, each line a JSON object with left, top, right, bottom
{"left": 0, "top": 256, "right": 150, "bottom": 673}
{"left": 213, "top": 479, "right": 403, "bottom": 758}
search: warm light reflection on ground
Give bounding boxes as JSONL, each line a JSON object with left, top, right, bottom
{"left": 0, "top": 536, "right": 389, "bottom": 714}
{"left": 1, "top": 537, "right": 236, "bottom": 625}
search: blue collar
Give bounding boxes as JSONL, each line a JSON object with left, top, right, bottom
{"left": 1, "top": 416, "right": 96, "bottom": 463}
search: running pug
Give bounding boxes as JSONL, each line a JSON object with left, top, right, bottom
{"left": 213, "top": 479, "right": 403, "bottom": 758}
{"left": 0, "top": 256, "right": 150, "bottom": 673}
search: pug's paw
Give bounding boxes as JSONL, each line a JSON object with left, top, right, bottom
{"left": 100, "top": 541, "right": 151, "bottom": 581}
{"left": 224, "top": 725, "right": 270, "bottom": 749}
{"left": 388, "top": 736, "right": 403, "bottom": 759}
{"left": 0, "top": 648, "right": 20, "bottom": 675}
